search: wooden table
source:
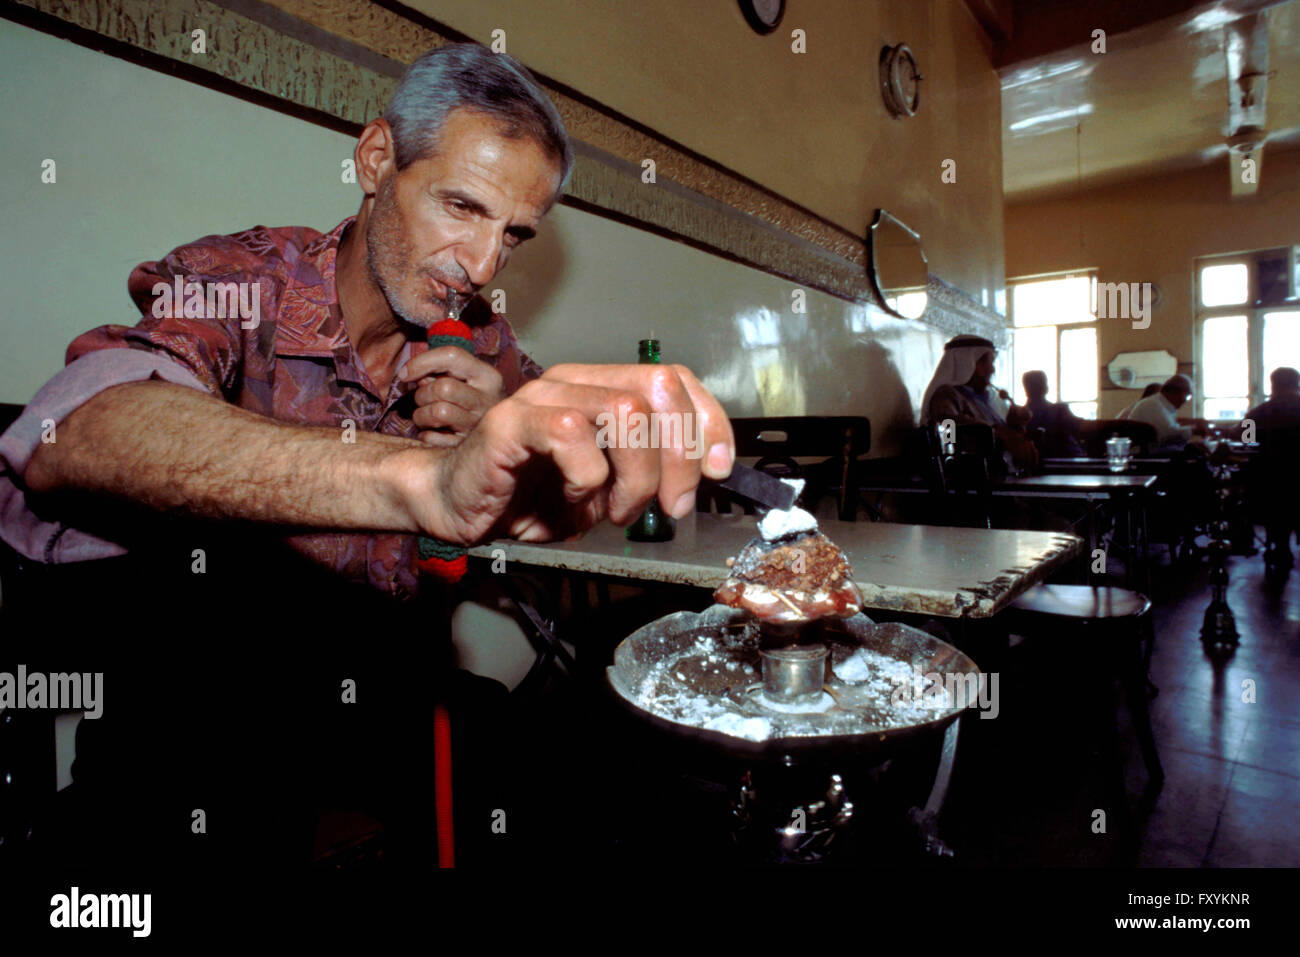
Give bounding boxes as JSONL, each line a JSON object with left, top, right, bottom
{"left": 994, "top": 474, "right": 1157, "bottom": 590}
{"left": 469, "top": 513, "right": 1082, "bottom": 619}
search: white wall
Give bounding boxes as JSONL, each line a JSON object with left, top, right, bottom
{"left": 1, "top": 19, "right": 948, "bottom": 453}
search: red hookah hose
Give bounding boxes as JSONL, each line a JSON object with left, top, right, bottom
{"left": 434, "top": 702, "right": 454, "bottom": 868}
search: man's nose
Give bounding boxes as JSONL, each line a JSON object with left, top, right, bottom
{"left": 459, "top": 226, "right": 504, "bottom": 288}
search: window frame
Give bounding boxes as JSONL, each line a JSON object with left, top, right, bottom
{"left": 1007, "top": 269, "right": 1100, "bottom": 416}
{"left": 1194, "top": 248, "right": 1300, "bottom": 419}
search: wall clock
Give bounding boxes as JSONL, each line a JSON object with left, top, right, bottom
{"left": 880, "top": 44, "right": 922, "bottom": 118}
{"left": 739, "top": 0, "right": 785, "bottom": 35}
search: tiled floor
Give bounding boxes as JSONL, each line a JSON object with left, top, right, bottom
{"left": 1138, "top": 548, "right": 1300, "bottom": 867}
{"left": 941, "top": 538, "right": 1300, "bottom": 868}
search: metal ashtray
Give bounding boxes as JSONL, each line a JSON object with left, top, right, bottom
{"left": 607, "top": 604, "right": 981, "bottom": 758}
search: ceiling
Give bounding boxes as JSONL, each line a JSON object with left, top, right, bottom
{"left": 998, "top": 0, "right": 1300, "bottom": 199}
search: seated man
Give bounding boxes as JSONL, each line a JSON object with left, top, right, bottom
{"left": 1124, "top": 374, "right": 1208, "bottom": 450}
{"left": 0, "top": 43, "right": 733, "bottom": 876}
{"left": 1244, "top": 367, "right": 1300, "bottom": 569}
{"left": 1021, "top": 370, "right": 1084, "bottom": 457}
{"left": 1117, "top": 383, "right": 1161, "bottom": 419}
{"left": 922, "top": 334, "right": 1037, "bottom": 470}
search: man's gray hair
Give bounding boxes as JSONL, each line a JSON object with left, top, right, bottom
{"left": 383, "top": 43, "right": 573, "bottom": 194}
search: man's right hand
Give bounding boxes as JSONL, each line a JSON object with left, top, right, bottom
{"left": 401, "top": 363, "right": 735, "bottom": 545}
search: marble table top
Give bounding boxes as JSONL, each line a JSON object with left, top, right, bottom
{"left": 468, "top": 513, "right": 1083, "bottom": 619}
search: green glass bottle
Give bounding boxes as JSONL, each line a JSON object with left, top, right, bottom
{"left": 626, "top": 338, "right": 676, "bottom": 542}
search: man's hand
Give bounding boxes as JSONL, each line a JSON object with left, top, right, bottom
{"left": 399, "top": 347, "right": 505, "bottom": 447}
{"left": 401, "top": 363, "right": 735, "bottom": 545}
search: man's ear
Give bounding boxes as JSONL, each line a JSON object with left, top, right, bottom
{"left": 355, "top": 118, "right": 397, "bottom": 195}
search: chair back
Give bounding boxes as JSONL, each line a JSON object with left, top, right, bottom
{"left": 719, "top": 416, "right": 871, "bottom": 520}
{"left": 901, "top": 425, "right": 947, "bottom": 494}
{"left": 940, "top": 425, "right": 997, "bottom": 529}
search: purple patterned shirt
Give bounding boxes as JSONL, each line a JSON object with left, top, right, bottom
{"left": 0, "top": 217, "right": 542, "bottom": 597}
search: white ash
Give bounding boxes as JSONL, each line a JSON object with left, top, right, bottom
{"left": 755, "top": 690, "right": 835, "bottom": 714}
{"left": 757, "top": 478, "right": 818, "bottom": 541}
{"left": 626, "top": 625, "right": 956, "bottom": 743}
{"left": 703, "top": 712, "right": 772, "bottom": 741}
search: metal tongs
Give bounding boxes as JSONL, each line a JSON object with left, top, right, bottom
{"left": 717, "top": 464, "right": 798, "bottom": 511}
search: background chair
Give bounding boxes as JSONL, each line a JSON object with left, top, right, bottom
{"left": 718, "top": 416, "right": 873, "bottom": 521}
{"left": 1001, "top": 583, "right": 1163, "bottom": 792}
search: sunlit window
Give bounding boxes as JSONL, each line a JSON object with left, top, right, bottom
{"left": 1201, "top": 315, "right": 1248, "bottom": 418}
{"left": 1196, "top": 250, "right": 1300, "bottom": 419}
{"left": 1263, "top": 311, "right": 1300, "bottom": 395}
{"left": 1059, "top": 326, "right": 1098, "bottom": 403}
{"left": 1200, "top": 263, "right": 1248, "bottom": 307}
{"left": 1012, "top": 275, "right": 1095, "bottom": 328}
{"left": 1009, "top": 273, "right": 1098, "bottom": 418}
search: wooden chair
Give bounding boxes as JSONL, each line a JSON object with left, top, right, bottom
{"left": 718, "top": 416, "right": 873, "bottom": 521}
{"left": 1002, "top": 583, "right": 1163, "bottom": 794}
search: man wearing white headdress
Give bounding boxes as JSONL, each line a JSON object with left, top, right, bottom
{"left": 923, "top": 335, "right": 1037, "bottom": 469}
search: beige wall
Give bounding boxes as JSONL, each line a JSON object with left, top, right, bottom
{"left": 0, "top": 20, "right": 358, "bottom": 403}
{"left": 409, "top": 0, "right": 1006, "bottom": 310}
{"left": 1005, "top": 149, "right": 1300, "bottom": 417}
{"left": 3, "top": 3, "right": 1006, "bottom": 455}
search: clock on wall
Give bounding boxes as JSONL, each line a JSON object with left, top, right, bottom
{"left": 880, "top": 44, "right": 922, "bottom": 118}
{"left": 739, "top": 0, "right": 785, "bottom": 35}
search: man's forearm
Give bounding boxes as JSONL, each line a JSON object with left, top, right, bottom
{"left": 23, "top": 380, "right": 435, "bottom": 534}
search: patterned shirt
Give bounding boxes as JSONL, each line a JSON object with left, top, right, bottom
{"left": 0, "top": 217, "right": 542, "bottom": 598}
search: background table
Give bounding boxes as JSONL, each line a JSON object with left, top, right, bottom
{"left": 995, "top": 473, "right": 1157, "bottom": 590}
{"left": 469, "top": 513, "right": 1082, "bottom": 619}
{"left": 994, "top": 474, "right": 1158, "bottom": 498}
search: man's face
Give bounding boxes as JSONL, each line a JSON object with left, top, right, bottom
{"left": 366, "top": 108, "right": 561, "bottom": 330}
{"left": 1166, "top": 387, "right": 1190, "bottom": 409}
{"left": 974, "top": 352, "right": 996, "bottom": 382}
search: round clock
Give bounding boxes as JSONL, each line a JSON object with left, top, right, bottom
{"left": 880, "top": 44, "right": 922, "bottom": 118}
{"left": 739, "top": 0, "right": 785, "bottom": 35}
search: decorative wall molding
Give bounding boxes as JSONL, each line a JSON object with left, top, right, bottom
{"left": 5, "top": 0, "right": 1008, "bottom": 339}
{"left": 925, "top": 275, "right": 1011, "bottom": 347}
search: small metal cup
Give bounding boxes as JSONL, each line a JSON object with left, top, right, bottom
{"left": 760, "top": 645, "right": 829, "bottom": 701}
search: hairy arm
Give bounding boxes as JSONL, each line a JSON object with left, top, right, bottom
{"left": 21, "top": 364, "right": 734, "bottom": 549}
{"left": 23, "top": 380, "right": 437, "bottom": 536}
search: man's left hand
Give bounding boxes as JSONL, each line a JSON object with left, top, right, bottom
{"left": 400, "top": 347, "right": 506, "bottom": 447}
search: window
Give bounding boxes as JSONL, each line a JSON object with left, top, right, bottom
{"left": 1196, "top": 248, "right": 1300, "bottom": 418}
{"left": 1263, "top": 311, "right": 1300, "bottom": 395}
{"left": 1008, "top": 272, "right": 1099, "bottom": 418}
